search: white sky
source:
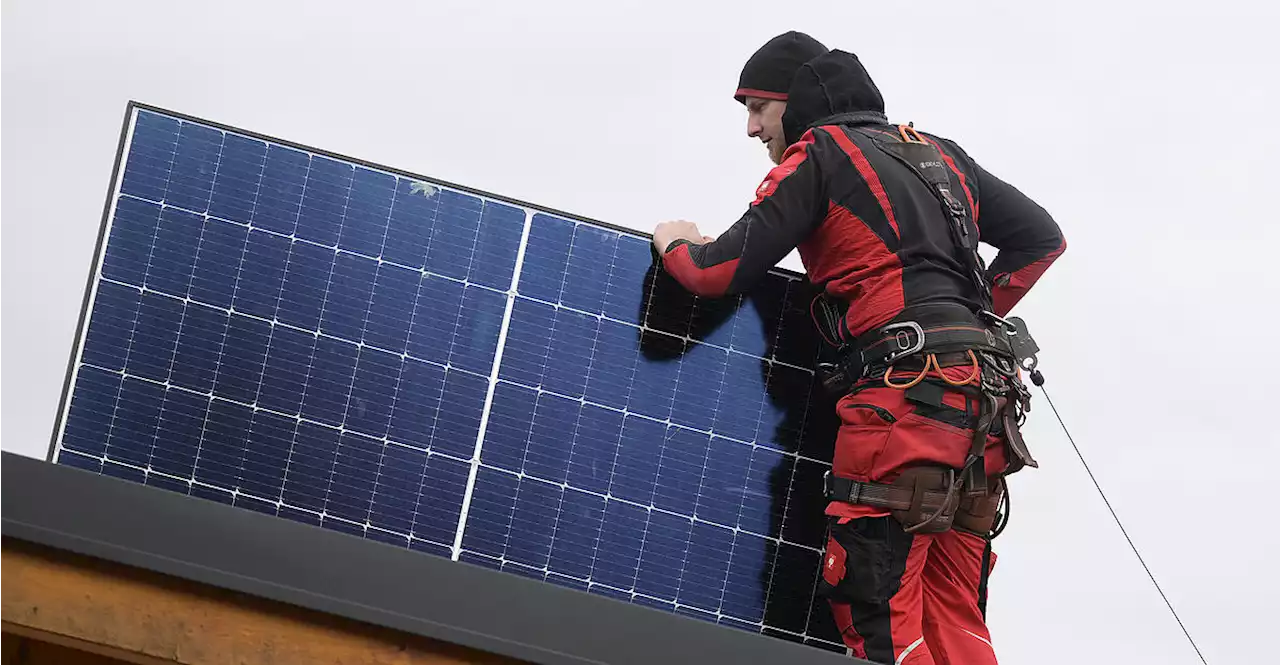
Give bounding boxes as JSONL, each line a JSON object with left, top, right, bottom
{"left": 3, "top": 1, "right": 1277, "bottom": 663}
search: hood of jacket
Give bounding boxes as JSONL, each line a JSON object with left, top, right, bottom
{"left": 781, "top": 49, "right": 888, "bottom": 145}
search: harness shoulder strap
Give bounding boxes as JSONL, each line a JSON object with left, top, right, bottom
{"left": 854, "top": 124, "right": 994, "bottom": 312}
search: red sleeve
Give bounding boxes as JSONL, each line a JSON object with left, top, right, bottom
{"left": 973, "top": 163, "right": 1067, "bottom": 316}
{"left": 661, "top": 130, "right": 827, "bottom": 298}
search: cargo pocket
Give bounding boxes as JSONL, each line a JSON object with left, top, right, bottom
{"left": 822, "top": 517, "right": 910, "bottom": 605}
{"left": 836, "top": 398, "right": 900, "bottom": 478}
{"left": 841, "top": 402, "right": 898, "bottom": 426}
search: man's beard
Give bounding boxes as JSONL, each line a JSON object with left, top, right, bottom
{"left": 768, "top": 138, "right": 787, "bottom": 165}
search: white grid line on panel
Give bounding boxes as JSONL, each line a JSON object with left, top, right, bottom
{"left": 472, "top": 462, "right": 821, "bottom": 555}
{"left": 117, "top": 192, "right": 510, "bottom": 300}
{"left": 486, "top": 375, "right": 831, "bottom": 469}
{"left": 451, "top": 207, "right": 538, "bottom": 561}
{"left": 96, "top": 277, "right": 491, "bottom": 389}
{"left": 73, "top": 361, "right": 473, "bottom": 471}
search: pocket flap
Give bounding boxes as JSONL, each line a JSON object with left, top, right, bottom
{"left": 822, "top": 535, "right": 848, "bottom": 587}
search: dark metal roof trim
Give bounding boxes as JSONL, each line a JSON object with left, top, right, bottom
{"left": 1, "top": 452, "right": 860, "bottom": 665}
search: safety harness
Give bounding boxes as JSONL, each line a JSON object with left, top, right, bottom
{"left": 814, "top": 123, "right": 1045, "bottom": 541}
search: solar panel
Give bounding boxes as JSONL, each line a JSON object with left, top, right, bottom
{"left": 50, "top": 104, "right": 846, "bottom": 653}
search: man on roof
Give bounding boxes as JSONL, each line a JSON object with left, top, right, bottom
{"left": 652, "top": 31, "right": 1066, "bottom": 664}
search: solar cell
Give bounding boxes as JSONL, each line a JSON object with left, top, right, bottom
{"left": 51, "top": 104, "right": 846, "bottom": 653}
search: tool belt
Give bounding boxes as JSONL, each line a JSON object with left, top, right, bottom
{"left": 815, "top": 302, "right": 1032, "bottom": 397}
{"left": 825, "top": 468, "right": 961, "bottom": 533}
{"left": 854, "top": 303, "right": 1015, "bottom": 371}
{"left": 824, "top": 469, "right": 1006, "bottom": 536}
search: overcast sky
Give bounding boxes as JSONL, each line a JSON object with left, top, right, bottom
{"left": 4, "top": 1, "right": 1277, "bottom": 662}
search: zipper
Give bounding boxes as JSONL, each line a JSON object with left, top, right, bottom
{"left": 843, "top": 403, "right": 897, "bottom": 423}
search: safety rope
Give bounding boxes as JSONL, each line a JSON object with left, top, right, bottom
{"left": 1035, "top": 374, "right": 1210, "bottom": 665}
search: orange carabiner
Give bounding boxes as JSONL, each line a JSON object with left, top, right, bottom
{"left": 884, "top": 351, "right": 981, "bottom": 390}
{"left": 938, "top": 350, "right": 981, "bottom": 387}
{"left": 884, "top": 354, "right": 932, "bottom": 389}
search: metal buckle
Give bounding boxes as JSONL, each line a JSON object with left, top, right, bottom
{"left": 980, "top": 310, "right": 1018, "bottom": 334}
{"left": 823, "top": 470, "right": 861, "bottom": 504}
{"left": 939, "top": 187, "right": 967, "bottom": 216}
{"left": 981, "top": 367, "right": 1008, "bottom": 396}
{"left": 878, "top": 321, "right": 925, "bottom": 364}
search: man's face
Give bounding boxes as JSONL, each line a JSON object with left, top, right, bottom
{"left": 745, "top": 97, "right": 788, "bottom": 165}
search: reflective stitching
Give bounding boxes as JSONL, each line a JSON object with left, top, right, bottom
{"left": 962, "top": 628, "right": 994, "bottom": 649}
{"left": 896, "top": 636, "right": 925, "bottom": 665}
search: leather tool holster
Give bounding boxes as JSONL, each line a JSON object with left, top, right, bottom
{"left": 889, "top": 467, "right": 962, "bottom": 534}
{"left": 954, "top": 475, "right": 1005, "bottom": 536}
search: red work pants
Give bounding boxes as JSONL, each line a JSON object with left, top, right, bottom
{"left": 821, "top": 516, "right": 997, "bottom": 664}
{"left": 820, "top": 369, "right": 1011, "bottom": 664}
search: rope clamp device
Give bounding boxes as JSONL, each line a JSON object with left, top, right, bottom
{"left": 1003, "top": 316, "right": 1041, "bottom": 372}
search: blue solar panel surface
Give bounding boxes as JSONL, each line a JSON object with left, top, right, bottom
{"left": 52, "top": 106, "right": 845, "bottom": 653}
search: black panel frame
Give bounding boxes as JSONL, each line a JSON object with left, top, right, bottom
{"left": 2, "top": 452, "right": 862, "bottom": 665}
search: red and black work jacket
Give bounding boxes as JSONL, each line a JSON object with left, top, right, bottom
{"left": 662, "top": 50, "right": 1066, "bottom": 340}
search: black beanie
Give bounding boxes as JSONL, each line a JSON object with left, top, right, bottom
{"left": 734, "top": 31, "right": 829, "bottom": 104}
